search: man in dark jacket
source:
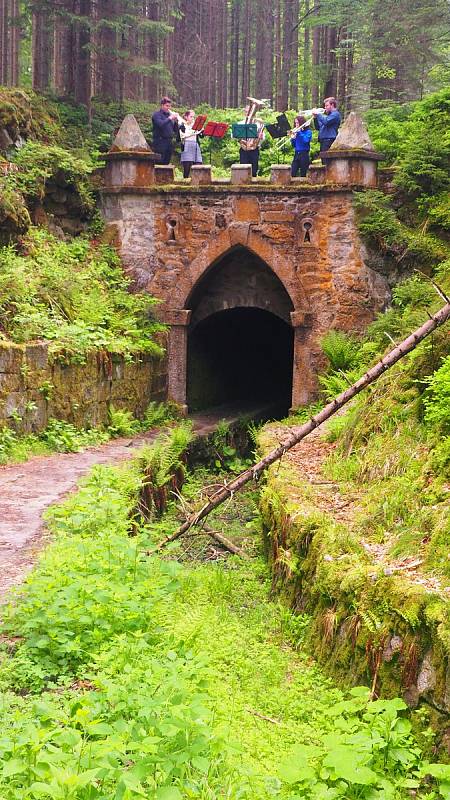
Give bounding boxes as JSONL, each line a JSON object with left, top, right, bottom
{"left": 152, "top": 97, "right": 178, "bottom": 165}
{"left": 313, "top": 97, "right": 341, "bottom": 161}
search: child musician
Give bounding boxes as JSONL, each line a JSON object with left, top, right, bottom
{"left": 290, "top": 116, "right": 312, "bottom": 177}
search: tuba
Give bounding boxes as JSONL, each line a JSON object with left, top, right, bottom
{"left": 245, "top": 96, "right": 270, "bottom": 124}
{"left": 239, "top": 96, "right": 270, "bottom": 150}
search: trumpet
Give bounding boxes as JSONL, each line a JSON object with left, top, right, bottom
{"left": 169, "top": 110, "right": 186, "bottom": 126}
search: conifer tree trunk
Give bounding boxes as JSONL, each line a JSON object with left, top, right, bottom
{"left": 73, "top": 0, "right": 91, "bottom": 106}
{"left": 230, "top": 0, "right": 240, "bottom": 107}
{"left": 32, "top": 4, "right": 52, "bottom": 90}
{"left": 303, "top": 0, "right": 311, "bottom": 107}
{"left": 274, "top": 0, "right": 282, "bottom": 108}
{"left": 255, "top": 0, "right": 273, "bottom": 102}
{"left": 290, "top": 0, "right": 299, "bottom": 110}
{"left": 311, "top": 0, "right": 320, "bottom": 105}
{"left": 280, "top": 0, "right": 294, "bottom": 109}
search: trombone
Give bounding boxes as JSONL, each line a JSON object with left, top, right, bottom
{"left": 274, "top": 108, "right": 324, "bottom": 149}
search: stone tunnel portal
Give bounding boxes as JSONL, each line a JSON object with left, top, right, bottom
{"left": 186, "top": 246, "right": 295, "bottom": 414}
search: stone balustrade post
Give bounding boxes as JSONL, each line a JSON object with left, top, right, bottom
{"left": 322, "top": 149, "right": 383, "bottom": 187}
{"left": 102, "top": 114, "right": 159, "bottom": 188}
{"left": 270, "top": 165, "right": 291, "bottom": 185}
{"left": 155, "top": 165, "right": 175, "bottom": 184}
{"left": 190, "top": 165, "right": 212, "bottom": 185}
{"left": 230, "top": 164, "right": 252, "bottom": 185}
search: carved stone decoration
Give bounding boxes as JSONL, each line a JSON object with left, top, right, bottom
{"left": 330, "top": 112, "right": 375, "bottom": 152}
{"left": 110, "top": 114, "right": 151, "bottom": 152}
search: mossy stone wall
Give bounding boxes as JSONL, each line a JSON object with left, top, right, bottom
{"left": 258, "top": 441, "right": 450, "bottom": 743}
{"left": 0, "top": 340, "right": 167, "bottom": 433}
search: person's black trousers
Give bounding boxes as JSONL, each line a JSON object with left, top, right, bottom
{"left": 154, "top": 142, "right": 173, "bottom": 165}
{"left": 239, "top": 147, "right": 259, "bottom": 177}
{"left": 291, "top": 151, "right": 310, "bottom": 177}
{"left": 319, "top": 137, "right": 334, "bottom": 165}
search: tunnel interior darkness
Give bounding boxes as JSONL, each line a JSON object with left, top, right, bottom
{"left": 187, "top": 307, "right": 294, "bottom": 413}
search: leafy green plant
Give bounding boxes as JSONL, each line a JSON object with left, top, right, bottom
{"left": 136, "top": 422, "right": 193, "bottom": 518}
{"left": 422, "top": 355, "right": 450, "bottom": 434}
{"left": 321, "top": 330, "right": 361, "bottom": 372}
{"left": 0, "top": 227, "right": 164, "bottom": 362}
{"left": 107, "top": 405, "right": 141, "bottom": 437}
{"left": 143, "top": 400, "right": 182, "bottom": 428}
{"left": 39, "top": 418, "right": 109, "bottom": 452}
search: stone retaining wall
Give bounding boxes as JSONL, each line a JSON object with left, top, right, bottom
{"left": 0, "top": 341, "right": 167, "bottom": 433}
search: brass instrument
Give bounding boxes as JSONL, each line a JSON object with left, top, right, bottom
{"left": 170, "top": 110, "right": 187, "bottom": 127}
{"left": 238, "top": 96, "right": 270, "bottom": 151}
{"left": 245, "top": 96, "right": 270, "bottom": 124}
{"left": 275, "top": 108, "right": 325, "bottom": 149}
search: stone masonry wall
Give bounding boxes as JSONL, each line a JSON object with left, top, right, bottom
{"left": 101, "top": 185, "right": 390, "bottom": 405}
{"left": 102, "top": 186, "right": 389, "bottom": 334}
{"left": 0, "top": 341, "right": 167, "bottom": 434}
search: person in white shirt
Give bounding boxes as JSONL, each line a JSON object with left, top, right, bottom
{"left": 179, "top": 110, "right": 204, "bottom": 178}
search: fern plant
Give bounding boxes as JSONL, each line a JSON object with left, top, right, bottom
{"left": 136, "top": 422, "right": 193, "bottom": 519}
{"left": 320, "top": 330, "right": 361, "bottom": 371}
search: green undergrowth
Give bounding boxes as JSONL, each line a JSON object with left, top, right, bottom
{"left": 258, "top": 265, "right": 450, "bottom": 731}
{"left": 0, "top": 227, "right": 164, "bottom": 362}
{"left": 0, "top": 402, "right": 181, "bottom": 465}
{"left": 0, "top": 425, "right": 449, "bottom": 798}
{"left": 355, "top": 90, "right": 450, "bottom": 275}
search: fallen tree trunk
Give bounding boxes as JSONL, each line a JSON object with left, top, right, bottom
{"left": 204, "top": 526, "right": 249, "bottom": 558}
{"left": 156, "top": 302, "right": 450, "bottom": 551}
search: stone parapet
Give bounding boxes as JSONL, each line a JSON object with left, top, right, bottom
{"left": 103, "top": 150, "right": 160, "bottom": 189}
{"left": 155, "top": 165, "right": 175, "bottom": 184}
{"left": 270, "top": 165, "right": 291, "bottom": 185}
{"left": 321, "top": 148, "right": 384, "bottom": 187}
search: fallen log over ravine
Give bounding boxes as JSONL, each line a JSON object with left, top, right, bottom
{"left": 156, "top": 301, "right": 450, "bottom": 552}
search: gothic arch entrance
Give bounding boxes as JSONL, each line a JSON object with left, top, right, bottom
{"left": 185, "top": 246, "right": 295, "bottom": 413}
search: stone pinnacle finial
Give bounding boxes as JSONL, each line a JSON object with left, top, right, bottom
{"left": 110, "top": 114, "right": 150, "bottom": 152}
{"left": 330, "top": 112, "right": 375, "bottom": 152}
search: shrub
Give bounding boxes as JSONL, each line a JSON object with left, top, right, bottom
{"left": 320, "top": 330, "right": 361, "bottom": 372}
{"left": 423, "top": 355, "right": 450, "bottom": 433}
{"left": 0, "top": 227, "right": 164, "bottom": 362}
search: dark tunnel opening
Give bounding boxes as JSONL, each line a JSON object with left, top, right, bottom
{"left": 187, "top": 307, "right": 294, "bottom": 414}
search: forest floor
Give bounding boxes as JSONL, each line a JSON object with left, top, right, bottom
{"left": 265, "top": 422, "right": 450, "bottom": 598}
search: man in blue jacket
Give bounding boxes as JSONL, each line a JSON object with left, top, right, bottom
{"left": 313, "top": 97, "right": 341, "bottom": 161}
{"left": 152, "top": 97, "right": 179, "bottom": 165}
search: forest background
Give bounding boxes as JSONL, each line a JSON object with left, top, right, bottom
{"left": 1, "top": 0, "right": 449, "bottom": 117}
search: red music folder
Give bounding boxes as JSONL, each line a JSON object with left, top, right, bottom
{"left": 193, "top": 114, "right": 207, "bottom": 131}
{"left": 203, "top": 121, "right": 229, "bottom": 138}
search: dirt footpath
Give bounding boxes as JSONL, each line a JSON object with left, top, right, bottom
{"left": 0, "top": 406, "right": 257, "bottom": 599}
{"left": 0, "top": 432, "right": 164, "bottom": 597}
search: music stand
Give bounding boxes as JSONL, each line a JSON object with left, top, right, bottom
{"left": 231, "top": 123, "right": 258, "bottom": 139}
{"left": 193, "top": 114, "right": 207, "bottom": 131}
{"left": 203, "top": 121, "right": 230, "bottom": 164}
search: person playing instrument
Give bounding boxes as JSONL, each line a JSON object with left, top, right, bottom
{"left": 238, "top": 105, "right": 265, "bottom": 178}
{"left": 152, "top": 97, "right": 179, "bottom": 165}
{"left": 313, "top": 97, "right": 341, "bottom": 162}
{"left": 179, "top": 110, "right": 204, "bottom": 178}
{"left": 290, "top": 115, "right": 312, "bottom": 178}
